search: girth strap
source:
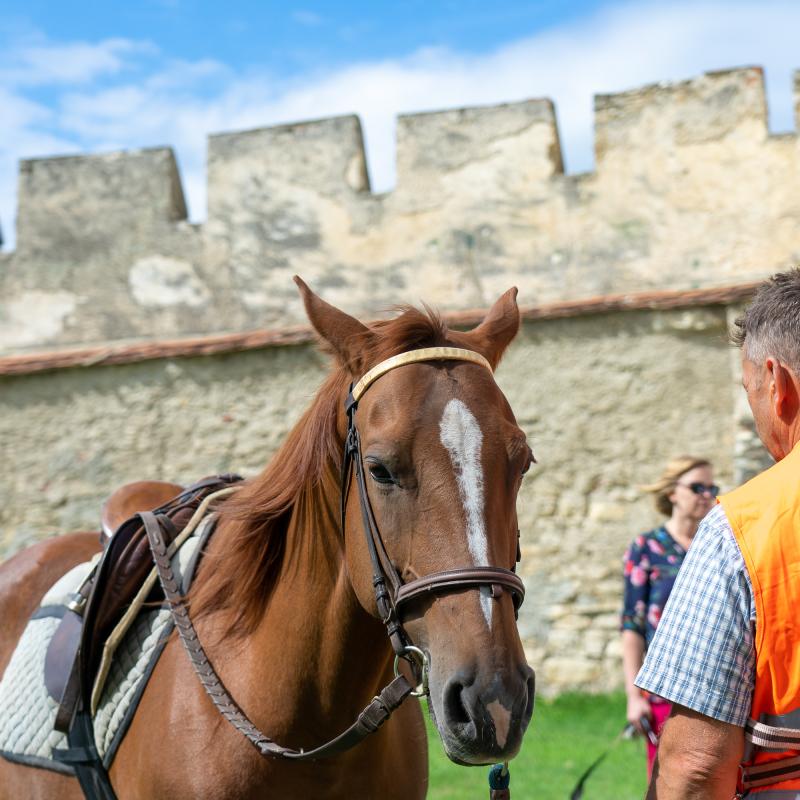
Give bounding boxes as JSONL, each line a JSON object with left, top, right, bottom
{"left": 141, "top": 511, "right": 414, "bottom": 761}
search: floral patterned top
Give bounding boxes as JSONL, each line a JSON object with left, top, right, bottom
{"left": 621, "top": 526, "right": 687, "bottom": 647}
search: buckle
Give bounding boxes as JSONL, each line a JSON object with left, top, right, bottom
{"left": 66, "top": 592, "right": 87, "bottom": 615}
{"left": 393, "top": 645, "right": 430, "bottom": 697}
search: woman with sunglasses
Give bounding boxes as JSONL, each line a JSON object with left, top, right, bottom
{"left": 620, "top": 455, "right": 718, "bottom": 779}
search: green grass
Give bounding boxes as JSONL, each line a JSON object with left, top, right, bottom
{"left": 426, "top": 691, "right": 648, "bottom": 799}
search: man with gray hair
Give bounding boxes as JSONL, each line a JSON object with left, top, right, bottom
{"left": 636, "top": 268, "right": 800, "bottom": 799}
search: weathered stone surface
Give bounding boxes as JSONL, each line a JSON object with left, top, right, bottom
{"left": 3, "top": 67, "right": 800, "bottom": 354}
{"left": 15, "top": 147, "right": 187, "bottom": 258}
{"left": 542, "top": 657, "right": 601, "bottom": 689}
{"left": 0, "top": 64, "right": 783, "bottom": 695}
{"left": 0, "top": 346, "right": 327, "bottom": 552}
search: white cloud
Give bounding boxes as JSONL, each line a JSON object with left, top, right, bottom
{"left": 1, "top": 1, "right": 799, "bottom": 251}
{"left": 0, "top": 35, "right": 152, "bottom": 87}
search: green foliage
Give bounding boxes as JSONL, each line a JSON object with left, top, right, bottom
{"left": 426, "top": 691, "right": 648, "bottom": 799}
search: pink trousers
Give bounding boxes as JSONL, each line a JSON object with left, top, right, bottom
{"left": 647, "top": 701, "right": 672, "bottom": 779}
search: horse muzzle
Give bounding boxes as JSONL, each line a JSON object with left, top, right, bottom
{"left": 432, "top": 664, "right": 535, "bottom": 765}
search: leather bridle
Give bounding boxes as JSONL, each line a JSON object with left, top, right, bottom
{"left": 144, "top": 346, "right": 525, "bottom": 762}
{"left": 341, "top": 346, "right": 525, "bottom": 684}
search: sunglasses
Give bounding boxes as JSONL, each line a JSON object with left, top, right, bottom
{"left": 678, "top": 482, "right": 720, "bottom": 497}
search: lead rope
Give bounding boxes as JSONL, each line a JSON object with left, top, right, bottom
{"left": 489, "top": 762, "right": 511, "bottom": 799}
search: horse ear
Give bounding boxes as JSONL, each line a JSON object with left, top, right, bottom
{"left": 464, "top": 287, "right": 520, "bottom": 370}
{"left": 294, "top": 276, "right": 373, "bottom": 372}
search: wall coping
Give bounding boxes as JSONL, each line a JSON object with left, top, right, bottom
{"left": 0, "top": 282, "right": 759, "bottom": 378}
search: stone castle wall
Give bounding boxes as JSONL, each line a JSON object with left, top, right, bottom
{"left": 2, "top": 66, "right": 800, "bottom": 354}
{"left": 0, "top": 65, "right": 786, "bottom": 693}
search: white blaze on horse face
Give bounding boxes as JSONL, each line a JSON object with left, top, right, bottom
{"left": 486, "top": 700, "right": 512, "bottom": 749}
{"left": 438, "top": 398, "right": 492, "bottom": 627}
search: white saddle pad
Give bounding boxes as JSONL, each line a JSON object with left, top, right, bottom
{"left": 0, "top": 530, "right": 203, "bottom": 774}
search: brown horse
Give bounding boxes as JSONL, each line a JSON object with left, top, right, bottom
{"left": 0, "top": 279, "right": 535, "bottom": 799}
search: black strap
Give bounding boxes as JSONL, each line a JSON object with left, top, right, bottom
{"left": 344, "top": 396, "right": 408, "bottom": 656}
{"left": 54, "top": 709, "right": 117, "bottom": 800}
{"left": 53, "top": 640, "right": 83, "bottom": 733}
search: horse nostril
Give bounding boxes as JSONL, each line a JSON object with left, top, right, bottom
{"left": 443, "top": 676, "right": 472, "bottom": 727}
{"left": 524, "top": 673, "right": 536, "bottom": 722}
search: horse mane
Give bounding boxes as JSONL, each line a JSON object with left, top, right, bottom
{"left": 190, "top": 304, "right": 452, "bottom": 637}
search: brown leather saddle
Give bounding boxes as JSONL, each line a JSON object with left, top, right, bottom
{"left": 100, "top": 480, "right": 184, "bottom": 544}
{"left": 43, "top": 475, "right": 242, "bottom": 730}
{"left": 43, "top": 480, "right": 182, "bottom": 707}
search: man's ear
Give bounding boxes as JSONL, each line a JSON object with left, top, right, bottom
{"left": 461, "top": 287, "right": 520, "bottom": 370}
{"left": 294, "top": 276, "right": 373, "bottom": 373}
{"left": 769, "top": 357, "right": 799, "bottom": 420}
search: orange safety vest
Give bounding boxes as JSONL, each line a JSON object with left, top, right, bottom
{"left": 720, "top": 440, "right": 800, "bottom": 796}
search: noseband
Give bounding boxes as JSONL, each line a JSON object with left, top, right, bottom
{"left": 341, "top": 346, "right": 526, "bottom": 677}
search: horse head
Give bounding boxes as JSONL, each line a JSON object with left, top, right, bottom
{"left": 296, "top": 277, "right": 535, "bottom": 766}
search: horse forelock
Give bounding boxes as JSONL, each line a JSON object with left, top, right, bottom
{"left": 189, "top": 304, "right": 459, "bottom": 637}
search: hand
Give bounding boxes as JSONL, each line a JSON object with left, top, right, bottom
{"left": 626, "top": 693, "right": 652, "bottom": 735}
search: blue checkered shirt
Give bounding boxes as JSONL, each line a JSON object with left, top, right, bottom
{"left": 635, "top": 503, "right": 756, "bottom": 727}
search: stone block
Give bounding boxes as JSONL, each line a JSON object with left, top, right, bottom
{"left": 588, "top": 500, "right": 628, "bottom": 522}
{"left": 207, "top": 114, "right": 369, "bottom": 226}
{"left": 395, "top": 99, "right": 563, "bottom": 204}
{"left": 604, "top": 637, "right": 623, "bottom": 660}
{"left": 556, "top": 489, "right": 587, "bottom": 518}
{"left": 554, "top": 614, "right": 591, "bottom": 631}
{"left": 546, "top": 628, "right": 581, "bottom": 653}
{"left": 541, "top": 657, "right": 601, "bottom": 688}
{"left": 590, "top": 613, "right": 622, "bottom": 630}
{"left": 595, "top": 67, "right": 768, "bottom": 167}
{"left": 582, "top": 629, "right": 610, "bottom": 659}
{"left": 16, "top": 148, "right": 186, "bottom": 255}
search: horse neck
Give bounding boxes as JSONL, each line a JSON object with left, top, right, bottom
{"left": 209, "top": 465, "right": 393, "bottom": 738}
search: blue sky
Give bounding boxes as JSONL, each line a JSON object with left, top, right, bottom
{"left": 2, "top": 1, "right": 799, "bottom": 250}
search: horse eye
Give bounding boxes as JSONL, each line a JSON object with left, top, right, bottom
{"left": 521, "top": 448, "right": 535, "bottom": 476}
{"left": 367, "top": 462, "right": 395, "bottom": 485}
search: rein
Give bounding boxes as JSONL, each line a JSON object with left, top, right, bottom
{"left": 145, "top": 346, "right": 525, "bottom": 776}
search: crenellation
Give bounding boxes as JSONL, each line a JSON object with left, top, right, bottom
{"left": 203, "top": 114, "right": 374, "bottom": 323}
{"left": 2, "top": 65, "right": 800, "bottom": 354}
{"left": 395, "top": 99, "right": 563, "bottom": 201}
{"left": 15, "top": 148, "right": 187, "bottom": 256}
{"left": 207, "top": 115, "right": 370, "bottom": 221}
{"left": 594, "top": 67, "right": 768, "bottom": 168}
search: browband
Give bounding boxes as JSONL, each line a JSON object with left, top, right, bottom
{"left": 351, "top": 347, "right": 492, "bottom": 402}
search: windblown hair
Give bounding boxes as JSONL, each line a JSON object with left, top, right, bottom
{"left": 640, "top": 455, "right": 711, "bottom": 517}
{"left": 731, "top": 268, "right": 800, "bottom": 374}
{"left": 190, "top": 305, "right": 452, "bottom": 636}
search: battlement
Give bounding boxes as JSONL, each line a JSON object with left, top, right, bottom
{"left": 16, "top": 148, "right": 187, "bottom": 257}
{"left": 2, "top": 65, "right": 799, "bottom": 354}
{"left": 594, "top": 67, "right": 768, "bottom": 165}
